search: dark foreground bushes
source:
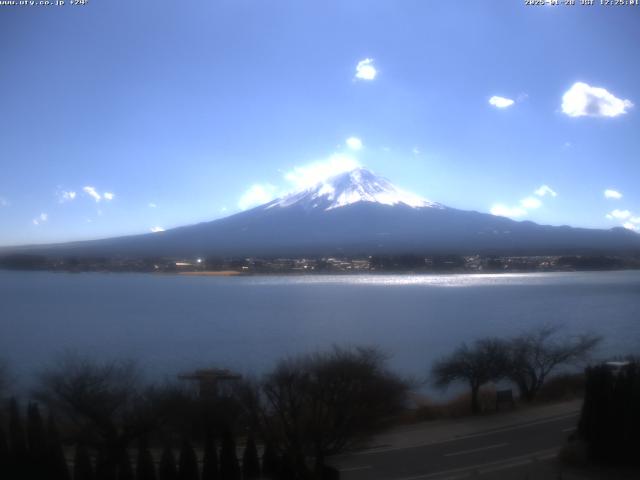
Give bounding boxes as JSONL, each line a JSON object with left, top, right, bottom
{"left": 0, "top": 346, "right": 409, "bottom": 480}
{"left": 577, "top": 361, "right": 640, "bottom": 466}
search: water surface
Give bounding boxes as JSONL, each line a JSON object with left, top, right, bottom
{"left": 1, "top": 270, "right": 639, "bottom": 391}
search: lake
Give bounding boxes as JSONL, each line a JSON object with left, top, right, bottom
{"left": 1, "top": 270, "right": 639, "bottom": 394}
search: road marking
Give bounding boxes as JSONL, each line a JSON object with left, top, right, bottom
{"left": 339, "top": 465, "right": 372, "bottom": 472}
{"left": 341, "top": 412, "right": 578, "bottom": 456}
{"left": 391, "top": 447, "right": 560, "bottom": 480}
{"left": 443, "top": 442, "right": 508, "bottom": 457}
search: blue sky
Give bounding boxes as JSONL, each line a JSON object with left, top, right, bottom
{"left": 1, "top": 0, "right": 639, "bottom": 246}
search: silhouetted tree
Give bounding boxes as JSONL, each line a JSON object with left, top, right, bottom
{"left": 136, "top": 437, "right": 157, "bottom": 480}
{"left": 74, "top": 444, "right": 95, "bottom": 480}
{"left": 506, "top": 326, "right": 601, "bottom": 402}
{"left": 178, "top": 439, "right": 199, "bottom": 480}
{"left": 432, "top": 338, "right": 509, "bottom": 414}
{"left": 578, "top": 361, "right": 640, "bottom": 465}
{"left": 35, "top": 354, "right": 173, "bottom": 473}
{"left": 241, "top": 435, "right": 260, "bottom": 479}
{"left": 201, "top": 435, "right": 218, "bottom": 480}
{"left": 9, "top": 398, "right": 28, "bottom": 478}
{"left": 158, "top": 445, "right": 179, "bottom": 480}
{"left": 47, "top": 414, "right": 71, "bottom": 480}
{"left": 219, "top": 430, "right": 240, "bottom": 480}
{"left": 117, "top": 451, "right": 134, "bottom": 480}
{"left": 96, "top": 447, "right": 117, "bottom": 480}
{"left": 27, "top": 403, "right": 48, "bottom": 477}
{"left": 0, "top": 360, "right": 9, "bottom": 402}
{"left": 260, "top": 442, "right": 279, "bottom": 479}
{"left": 0, "top": 425, "right": 9, "bottom": 480}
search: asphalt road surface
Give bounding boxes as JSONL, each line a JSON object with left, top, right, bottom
{"left": 330, "top": 412, "right": 579, "bottom": 480}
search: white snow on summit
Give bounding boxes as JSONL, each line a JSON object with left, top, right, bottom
{"left": 266, "top": 168, "right": 442, "bottom": 211}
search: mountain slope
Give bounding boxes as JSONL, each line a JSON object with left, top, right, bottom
{"left": 3, "top": 168, "right": 640, "bottom": 258}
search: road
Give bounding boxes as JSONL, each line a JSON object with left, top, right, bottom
{"left": 330, "top": 411, "right": 579, "bottom": 480}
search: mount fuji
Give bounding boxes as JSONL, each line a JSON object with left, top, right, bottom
{"left": 3, "top": 168, "right": 640, "bottom": 258}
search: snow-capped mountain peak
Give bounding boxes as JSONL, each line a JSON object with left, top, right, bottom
{"left": 266, "top": 168, "right": 442, "bottom": 211}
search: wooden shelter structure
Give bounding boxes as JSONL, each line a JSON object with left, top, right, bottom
{"left": 178, "top": 368, "right": 242, "bottom": 398}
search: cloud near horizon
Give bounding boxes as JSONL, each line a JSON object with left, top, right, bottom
{"left": 283, "top": 153, "right": 361, "bottom": 190}
{"left": 491, "top": 185, "right": 557, "bottom": 219}
{"left": 238, "top": 183, "right": 278, "bottom": 210}
{"left": 150, "top": 226, "right": 165, "bottom": 233}
{"left": 606, "top": 209, "right": 631, "bottom": 220}
{"left": 490, "top": 204, "right": 527, "bottom": 218}
{"left": 345, "top": 137, "right": 363, "bottom": 151}
{"left": 32, "top": 212, "right": 48, "bottom": 226}
{"left": 535, "top": 185, "right": 558, "bottom": 197}
{"left": 561, "top": 82, "right": 633, "bottom": 118}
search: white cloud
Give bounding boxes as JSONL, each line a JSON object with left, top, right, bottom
{"left": 58, "top": 190, "right": 77, "bottom": 203}
{"left": 630, "top": 217, "right": 640, "bottom": 224}
{"left": 238, "top": 183, "right": 278, "bottom": 210}
{"left": 490, "top": 204, "right": 527, "bottom": 218}
{"left": 32, "top": 212, "right": 48, "bottom": 226}
{"left": 148, "top": 202, "right": 157, "bottom": 208}
{"left": 345, "top": 137, "right": 363, "bottom": 151}
{"left": 355, "top": 58, "right": 377, "bottom": 81}
{"left": 604, "top": 189, "right": 622, "bottom": 200}
{"left": 83, "top": 186, "right": 101, "bottom": 202}
{"left": 0, "top": 196, "right": 8, "bottom": 207}
{"left": 150, "top": 226, "right": 165, "bottom": 233}
{"left": 561, "top": 82, "right": 633, "bottom": 118}
{"left": 492, "top": 185, "right": 557, "bottom": 219}
{"left": 606, "top": 209, "right": 631, "bottom": 220}
{"left": 535, "top": 185, "right": 558, "bottom": 197}
{"left": 623, "top": 222, "right": 638, "bottom": 232}
{"left": 489, "top": 96, "right": 515, "bottom": 109}
{"left": 103, "top": 192, "right": 114, "bottom": 201}
{"left": 520, "top": 197, "right": 542, "bottom": 209}
{"left": 412, "top": 147, "right": 421, "bottom": 155}
{"left": 284, "top": 153, "right": 360, "bottom": 190}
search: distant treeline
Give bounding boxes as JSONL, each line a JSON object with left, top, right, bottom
{"left": 1, "top": 253, "right": 640, "bottom": 274}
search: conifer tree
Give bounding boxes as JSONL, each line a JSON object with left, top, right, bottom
{"left": 201, "top": 434, "right": 219, "bottom": 480}
{"left": 0, "top": 425, "right": 10, "bottom": 479}
{"left": 27, "top": 403, "right": 48, "bottom": 477}
{"left": 9, "top": 398, "right": 28, "bottom": 479}
{"left": 137, "top": 437, "right": 157, "bottom": 480}
{"left": 46, "top": 413, "right": 71, "bottom": 480}
{"left": 158, "top": 445, "right": 179, "bottom": 480}
{"left": 260, "top": 442, "right": 279, "bottom": 479}
{"left": 96, "top": 447, "right": 117, "bottom": 480}
{"left": 178, "top": 439, "right": 199, "bottom": 480}
{"left": 241, "top": 435, "right": 260, "bottom": 480}
{"left": 73, "top": 444, "right": 95, "bottom": 480}
{"left": 219, "top": 431, "right": 240, "bottom": 480}
{"left": 116, "top": 451, "right": 134, "bottom": 480}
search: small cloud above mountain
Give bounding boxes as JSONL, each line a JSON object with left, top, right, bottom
{"left": 604, "top": 189, "right": 622, "bottom": 200}
{"left": 355, "top": 58, "right": 377, "bottom": 81}
{"left": 489, "top": 96, "right": 515, "bottom": 109}
{"left": 562, "top": 82, "right": 633, "bottom": 118}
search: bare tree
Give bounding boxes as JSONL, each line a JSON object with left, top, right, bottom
{"left": 506, "top": 325, "right": 601, "bottom": 402}
{"left": 432, "top": 338, "right": 509, "bottom": 414}
{"left": 0, "top": 359, "right": 9, "bottom": 402}
{"left": 33, "top": 353, "right": 169, "bottom": 473}
{"left": 254, "top": 346, "right": 409, "bottom": 478}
